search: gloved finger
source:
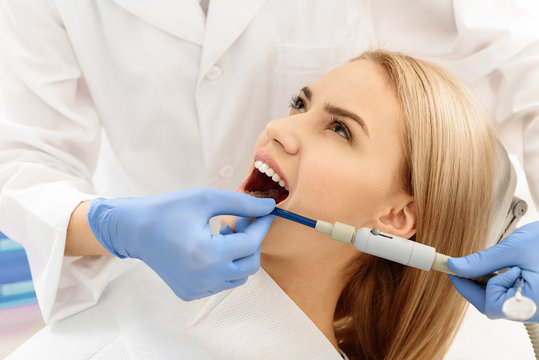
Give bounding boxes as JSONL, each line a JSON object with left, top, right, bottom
{"left": 170, "top": 286, "right": 199, "bottom": 302}
{"left": 447, "top": 242, "right": 518, "bottom": 278}
{"left": 204, "top": 277, "right": 249, "bottom": 296}
{"left": 449, "top": 274, "right": 486, "bottom": 314}
{"left": 220, "top": 215, "right": 274, "bottom": 260}
{"left": 232, "top": 244, "right": 262, "bottom": 276}
{"left": 205, "top": 189, "right": 275, "bottom": 219}
{"left": 485, "top": 267, "right": 522, "bottom": 318}
{"left": 225, "top": 278, "right": 248, "bottom": 287}
{"left": 211, "top": 277, "right": 249, "bottom": 293}
{"left": 220, "top": 225, "right": 234, "bottom": 235}
{"left": 488, "top": 266, "right": 522, "bottom": 291}
{"left": 234, "top": 217, "right": 252, "bottom": 233}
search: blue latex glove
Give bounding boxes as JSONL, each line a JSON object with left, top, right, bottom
{"left": 448, "top": 221, "right": 539, "bottom": 322}
{"left": 87, "top": 187, "right": 275, "bottom": 301}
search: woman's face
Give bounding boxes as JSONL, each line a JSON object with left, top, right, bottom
{"left": 238, "top": 60, "right": 413, "bottom": 263}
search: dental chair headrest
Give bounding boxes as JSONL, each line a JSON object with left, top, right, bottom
{"left": 487, "top": 139, "right": 527, "bottom": 248}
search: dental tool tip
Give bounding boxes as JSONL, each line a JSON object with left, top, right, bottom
{"left": 270, "top": 208, "right": 317, "bottom": 228}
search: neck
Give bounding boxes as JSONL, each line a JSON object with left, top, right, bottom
{"left": 260, "top": 253, "right": 347, "bottom": 351}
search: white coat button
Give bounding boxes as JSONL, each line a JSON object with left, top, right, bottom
{"left": 206, "top": 66, "right": 222, "bottom": 81}
{"left": 219, "top": 165, "right": 234, "bottom": 178}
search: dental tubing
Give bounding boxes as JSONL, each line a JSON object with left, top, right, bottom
{"left": 270, "top": 208, "right": 471, "bottom": 276}
{"left": 270, "top": 208, "right": 539, "bottom": 359}
{"left": 315, "top": 221, "right": 441, "bottom": 272}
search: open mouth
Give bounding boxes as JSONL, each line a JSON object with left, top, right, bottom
{"left": 241, "top": 160, "right": 289, "bottom": 204}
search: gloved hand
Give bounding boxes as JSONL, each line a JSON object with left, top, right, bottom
{"left": 88, "top": 187, "right": 275, "bottom": 301}
{"left": 448, "top": 221, "right": 539, "bottom": 322}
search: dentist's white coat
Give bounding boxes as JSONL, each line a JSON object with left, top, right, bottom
{"left": 0, "top": 0, "right": 538, "bottom": 330}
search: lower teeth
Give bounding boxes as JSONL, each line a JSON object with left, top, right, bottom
{"left": 245, "top": 189, "right": 281, "bottom": 199}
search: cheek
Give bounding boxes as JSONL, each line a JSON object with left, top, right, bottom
{"left": 292, "top": 157, "right": 379, "bottom": 225}
{"left": 294, "top": 147, "right": 400, "bottom": 227}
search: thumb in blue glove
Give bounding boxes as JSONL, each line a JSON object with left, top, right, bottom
{"left": 219, "top": 216, "right": 263, "bottom": 278}
{"left": 447, "top": 221, "right": 539, "bottom": 321}
{"left": 88, "top": 187, "right": 275, "bottom": 301}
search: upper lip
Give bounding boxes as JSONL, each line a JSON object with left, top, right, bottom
{"left": 253, "top": 149, "right": 289, "bottom": 189}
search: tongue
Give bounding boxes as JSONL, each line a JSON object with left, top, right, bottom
{"left": 245, "top": 188, "right": 283, "bottom": 199}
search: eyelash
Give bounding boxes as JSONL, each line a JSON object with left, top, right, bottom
{"left": 288, "top": 94, "right": 304, "bottom": 112}
{"left": 288, "top": 94, "right": 353, "bottom": 143}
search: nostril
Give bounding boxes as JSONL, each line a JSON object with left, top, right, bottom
{"left": 265, "top": 119, "right": 300, "bottom": 155}
{"left": 272, "top": 138, "right": 284, "bottom": 148}
{"left": 271, "top": 133, "right": 299, "bottom": 155}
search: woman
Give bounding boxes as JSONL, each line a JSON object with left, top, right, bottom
{"left": 7, "top": 50, "right": 508, "bottom": 360}
{"left": 235, "top": 49, "right": 504, "bottom": 359}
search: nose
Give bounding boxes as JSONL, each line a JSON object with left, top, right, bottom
{"left": 264, "top": 116, "right": 301, "bottom": 155}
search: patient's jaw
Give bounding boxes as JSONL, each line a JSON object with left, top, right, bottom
{"left": 240, "top": 60, "right": 415, "bottom": 267}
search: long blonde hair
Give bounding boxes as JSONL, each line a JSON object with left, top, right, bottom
{"left": 334, "top": 50, "right": 502, "bottom": 359}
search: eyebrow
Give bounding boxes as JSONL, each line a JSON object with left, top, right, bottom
{"left": 300, "top": 86, "right": 369, "bottom": 138}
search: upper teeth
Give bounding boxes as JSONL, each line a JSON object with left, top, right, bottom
{"left": 254, "top": 160, "right": 289, "bottom": 191}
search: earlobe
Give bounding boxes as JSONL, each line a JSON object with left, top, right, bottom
{"left": 377, "top": 201, "right": 416, "bottom": 239}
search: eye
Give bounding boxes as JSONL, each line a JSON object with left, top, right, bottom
{"left": 289, "top": 94, "right": 306, "bottom": 113}
{"left": 328, "top": 117, "right": 353, "bottom": 142}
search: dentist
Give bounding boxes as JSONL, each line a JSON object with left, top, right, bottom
{"left": 0, "top": 0, "right": 538, "bottom": 326}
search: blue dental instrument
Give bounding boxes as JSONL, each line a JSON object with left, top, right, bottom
{"left": 271, "top": 205, "right": 539, "bottom": 357}
{"left": 270, "top": 207, "right": 537, "bottom": 321}
{"left": 271, "top": 208, "right": 316, "bottom": 228}
{"left": 272, "top": 207, "right": 438, "bottom": 272}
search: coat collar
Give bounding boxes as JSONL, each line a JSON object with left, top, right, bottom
{"left": 113, "top": 0, "right": 268, "bottom": 81}
{"left": 197, "top": 0, "right": 267, "bottom": 82}
{"left": 113, "top": 0, "right": 206, "bottom": 45}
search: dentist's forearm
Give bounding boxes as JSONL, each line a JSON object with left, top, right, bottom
{"left": 65, "top": 200, "right": 111, "bottom": 256}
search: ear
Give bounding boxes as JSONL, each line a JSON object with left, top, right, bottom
{"left": 376, "top": 198, "right": 416, "bottom": 239}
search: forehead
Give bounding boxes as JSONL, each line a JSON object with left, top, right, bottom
{"left": 309, "top": 59, "right": 403, "bottom": 137}
{"left": 312, "top": 60, "right": 395, "bottom": 103}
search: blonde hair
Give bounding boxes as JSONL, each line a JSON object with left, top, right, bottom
{"left": 334, "top": 50, "right": 501, "bottom": 359}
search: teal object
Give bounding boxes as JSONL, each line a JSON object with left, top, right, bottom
{"left": 0, "top": 232, "right": 37, "bottom": 310}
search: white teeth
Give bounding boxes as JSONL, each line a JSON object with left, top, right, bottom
{"left": 254, "top": 160, "right": 288, "bottom": 189}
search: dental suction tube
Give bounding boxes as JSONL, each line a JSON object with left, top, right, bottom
{"left": 314, "top": 221, "right": 488, "bottom": 280}
{"left": 315, "top": 221, "right": 437, "bottom": 271}
{"left": 272, "top": 206, "right": 539, "bottom": 359}
{"left": 272, "top": 208, "right": 502, "bottom": 278}
{"left": 272, "top": 208, "right": 442, "bottom": 273}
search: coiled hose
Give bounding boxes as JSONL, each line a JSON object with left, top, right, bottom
{"left": 505, "top": 200, "right": 539, "bottom": 360}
